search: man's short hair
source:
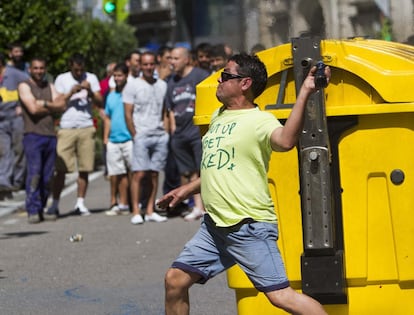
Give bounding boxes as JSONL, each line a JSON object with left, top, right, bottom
{"left": 210, "top": 44, "right": 227, "bottom": 59}
{"left": 158, "top": 45, "right": 172, "bottom": 57}
{"left": 30, "top": 56, "right": 47, "bottom": 66}
{"left": 141, "top": 50, "right": 156, "bottom": 60}
{"left": 195, "top": 42, "right": 212, "bottom": 55}
{"left": 229, "top": 53, "right": 268, "bottom": 99}
{"left": 124, "top": 50, "right": 141, "bottom": 62}
{"left": 69, "top": 53, "right": 85, "bottom": 66}
{"left": 8, "top": 41, "right": 24, "bottom": 51}
{"left": 113, "top": 62, "right": 128, "bottom": 75}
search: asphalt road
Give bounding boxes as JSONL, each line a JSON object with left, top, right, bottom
{"left": 0, "top": 173, "right": 238, "bottom": 315}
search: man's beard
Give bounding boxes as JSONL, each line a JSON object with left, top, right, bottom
{"left": 12, "top": 58, "right": 25, "bottom": 71}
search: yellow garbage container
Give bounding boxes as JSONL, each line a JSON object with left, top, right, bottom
{"left": 194, "top": 38, "right": 414, "bottom": 315}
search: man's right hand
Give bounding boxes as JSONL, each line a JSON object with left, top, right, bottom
{"left": 157, "top": 178, "right": 201, "bottom": 209}
{"left": 157, "top": 189, "right": 183, "bottom": 209}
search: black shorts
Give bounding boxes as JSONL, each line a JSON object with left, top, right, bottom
{"left": 171, "top": 134, "right": 202, "bottom": 175}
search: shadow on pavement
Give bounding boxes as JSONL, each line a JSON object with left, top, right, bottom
{"left": 0, "top": 231, "right": 49, "bottom": 239}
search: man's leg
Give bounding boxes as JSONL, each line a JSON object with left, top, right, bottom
{"left": 145, "top": 171, "right": 158, "bottom": 215}
{"left": 11, "top": 115, "right": 26, "bottom": 190}
{"left": 41, "top": 136, "right": 57, "bottom": 208}
{"left": 23, "top": 134, "right": 43, "bottom": 220}
{"left": 46, "top": 170, "right": 66, "bottom": 216}
{"left": 117, "top": 174, "right": 129, "bottom": 207}
{"left": 51, "top": 171, "right": 65, "bottom": 201}
{"left": 109, "top": 175, "right": 118, "bottom": 206}
{"left": 75, "top": 127, "right": 95, "bottom": 215}
{"left": 130, "top": 170, "right": 145, "bottom": 224}
{"left": 0, "top": 119, "right": 13, "bottom": 191}
{"left": 75, "top": 171, "right": 91, "bottom": 216}
{"left": 77, "top": 171, "right": 89, "bottom": 198}
{"left": 165, "top": 268, "right": 201, "bottom": 315}
{"left": 265, "top": 287, "right": 328, "bottom": 315}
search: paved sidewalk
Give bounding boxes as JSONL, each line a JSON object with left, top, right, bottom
{"left": 0, "top": 171, "right": 104, "bottom": 219}
{"left": 0, "top": 171, "right": 237, "bottom": 315}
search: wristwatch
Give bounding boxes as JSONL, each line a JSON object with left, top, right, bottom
{"left": 43, "top": 100, "right": 48, "bottom": 108}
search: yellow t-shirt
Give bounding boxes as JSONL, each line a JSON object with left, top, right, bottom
{"left": 200, "top": 107, "right": 282, "bottom": 227}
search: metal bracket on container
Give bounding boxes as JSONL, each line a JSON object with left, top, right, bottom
{"left": 292, "top": 36, "right": 347, "bottom": 304}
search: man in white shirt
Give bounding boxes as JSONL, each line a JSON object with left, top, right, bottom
{"left": 47, "top": 53, "right": 102, "bottom": 217}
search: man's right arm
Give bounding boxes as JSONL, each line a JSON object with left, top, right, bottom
{"left": 124, "top": 102, "right": 136, "bottom": 137}
{"left": 103, "top": 114, "right": 111, "bottom": 145}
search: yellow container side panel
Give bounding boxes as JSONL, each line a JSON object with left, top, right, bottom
{"left": 339, "top": 113, "right": 414, "bottom": 285}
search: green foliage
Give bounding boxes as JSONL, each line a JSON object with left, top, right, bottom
{"left": 0, "top": 0, "right": 137, "bottom": 78}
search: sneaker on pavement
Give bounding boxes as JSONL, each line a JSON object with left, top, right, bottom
{"left": 184, "top": 207, "right": 204, "bottom": 221}
{"left": 119, "top": 208, "right": 130, "bottom": 215}
{"left": 145, "top": 212, "right": 167, "bottom": 223}
{"left": 105, "top": 204, "right": 121, "bottom": 216}
{"left": 44, "top": 207, "right": 59, "bottom": 221}
{"left": 28, "top": 214, "right": 41, "bottom": 224}
{"left": 75, "top": 207, "right": 91, "bottom": 216}
{"left": 131, "top": 214, "right": 144, "bottom": 224}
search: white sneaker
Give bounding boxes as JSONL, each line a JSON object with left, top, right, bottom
{"left": 184, "top": 207, "right": 204, "bottom": 221}
{"left": 145, "top": 212, "right": 167, "bottom": 223}
{"left": 131, "top": 214, "right": 144, "bottom": 224}
{"left": 75, "top": 206, "right": 91, "bottom": 216}
{"left": 105, "top": 204, "right": 121, "bottom": 216}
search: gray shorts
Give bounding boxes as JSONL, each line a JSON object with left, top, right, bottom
{"left": 171, "top": 214, "right": 290, "bottom": 292}
{"left": 132, "top": 133, "right": 169, "bottom": 172}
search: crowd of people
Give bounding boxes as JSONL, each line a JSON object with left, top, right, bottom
{"left": 0, "top": 40, "right": 236, "bottom": 225}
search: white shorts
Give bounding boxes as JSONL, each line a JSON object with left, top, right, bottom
{"left": 106, "top": 140, "right": 133, "bottom": 175}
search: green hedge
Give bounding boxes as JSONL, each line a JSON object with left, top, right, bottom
{"left": 0, "top": 0, "right": 138, "bottom": 78}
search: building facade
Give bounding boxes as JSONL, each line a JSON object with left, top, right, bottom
{"left": 78, "top": 0, "right": 414, "bottom": 51}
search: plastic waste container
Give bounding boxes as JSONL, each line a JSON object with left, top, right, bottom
{"left": 194, "top": 38, "right": 414, "bottom": 315}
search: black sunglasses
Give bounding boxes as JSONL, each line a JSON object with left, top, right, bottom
{"left": 220, "top": 71, "right": 247, "bottom": 82}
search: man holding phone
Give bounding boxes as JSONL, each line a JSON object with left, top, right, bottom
{"left": 46, "top": 53, "right": 102, "bottom": 218}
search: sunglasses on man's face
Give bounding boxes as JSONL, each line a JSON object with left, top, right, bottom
{"left": 220, "top": 71, "right": 247, "bottom": 82}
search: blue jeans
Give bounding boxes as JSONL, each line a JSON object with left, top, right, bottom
{"left": 0, "top": 114, "right": 26, "bottom": 190}
{"left": 23, "top": 133, "right": 57, "bottom": 216}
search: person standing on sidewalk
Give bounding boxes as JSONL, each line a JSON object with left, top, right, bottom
{"left": 158, "top": 53, "right": 330, "bottom": 315}
{"left": 47, "top": 53, "right": 102, "bottom": 217}
{"left": 124, "top": 51, "right": 169, "bottom": 224}
{"left": 0, "top": 52, "right": 29, "bottom": 200}
{"left": 103, "top": 63, "right": 132, "bottom": 216}
{"left": 18, "top": 57, "right": 66, "bottom": 223}
{"left": 165, "top": 47, "right": 210, "bottom": 221}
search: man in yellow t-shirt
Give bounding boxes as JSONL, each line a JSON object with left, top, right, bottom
{"left": 158, "top": 53, "right": 330, "bottom": 315}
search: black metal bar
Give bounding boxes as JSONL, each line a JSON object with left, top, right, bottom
{"left": 291, "top": 36, "right": 347, "bottom": 304}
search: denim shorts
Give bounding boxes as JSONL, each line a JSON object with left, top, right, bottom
{"left": 132, "top": 133, "right": 169, "bottom": 172}
{"left": 172, "top": 215, "right": 290, "bottom": 292}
